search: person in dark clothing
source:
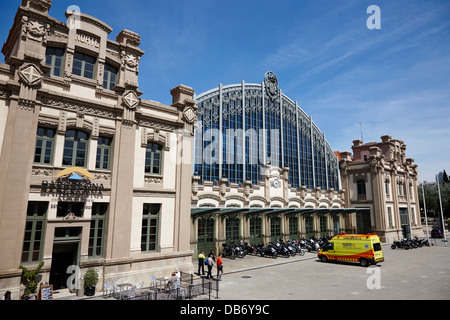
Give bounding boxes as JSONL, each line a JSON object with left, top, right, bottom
{"left": 197, "top": 251, "right": 206, "bottom": 275}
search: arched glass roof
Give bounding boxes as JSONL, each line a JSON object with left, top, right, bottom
{"left": 193, "top": 72, "right": 340, "bottom": 191}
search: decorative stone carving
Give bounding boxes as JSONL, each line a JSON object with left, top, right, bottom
{"left": 18, "top": 63, "right": 43, "bottom": 87}
{"left": 264, "top": 71, "right": 279, "bottom": 101}
{"left": 121, "top": 51, "right": 140, "bottom": 74}
{"left": 123, "top": 90, "right": 139, "bottom": 109}
{"left": 22, "top": 16, "right": 50, "bottom": 43}
{"left": 183, "top": 106, "right": 196, "bottom": 124}
{"left": 22, "top": 0, "right": 52, "bottom": 14}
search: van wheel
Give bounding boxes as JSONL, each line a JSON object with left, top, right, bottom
{"left": 320, "top": 255, "right": 328, "bottom": 263}
{"left": 359, "top": 258, "right": 369, "bottom": 267}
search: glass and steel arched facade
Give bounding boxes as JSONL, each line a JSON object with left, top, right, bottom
{"left": 193, "top": 73, "right": 340, "bottom": 191}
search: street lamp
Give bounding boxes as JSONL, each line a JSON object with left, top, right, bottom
{"left": 436, "top": 171, "right": 447, "bottom": 247}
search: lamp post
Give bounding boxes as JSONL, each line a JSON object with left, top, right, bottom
{"left": 436, "top": 172, "right": 447, "bottom": 247}
{"left": 420, "top": 176, "right": 430, "bottom": 241}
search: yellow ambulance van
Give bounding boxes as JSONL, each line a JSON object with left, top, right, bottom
{"left": 318, "top": 233, "right": 384, "bottom": 267}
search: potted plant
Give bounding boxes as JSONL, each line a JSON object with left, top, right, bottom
{"left": 83, "top": 268, "right": 99, "bottom": 296}
{"left": 19, "top": 261, "right": 44, "bottom": 300}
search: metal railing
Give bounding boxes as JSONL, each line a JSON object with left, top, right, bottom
{"left": 107, "top": 273, "right": 219, "bottom": 300}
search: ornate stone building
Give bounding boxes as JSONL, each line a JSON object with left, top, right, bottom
{"left": 339, "top": 135, "right": 424, "bottom": 243}
{"left": 189, "top": 75, "right": 356, "bottom": 257}
{"left": 0, "top": 0, "right": 195, "bottom": 297}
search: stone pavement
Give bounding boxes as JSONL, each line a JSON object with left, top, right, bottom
{"left": 54, "top": 237, "right": 450, "bottom": 300}
{"left": 53, "top": 250, "right": 318, "bottom": 300}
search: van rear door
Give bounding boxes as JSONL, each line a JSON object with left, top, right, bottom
{"left": 373, "top": 242, "right": 384, "bottom": 262}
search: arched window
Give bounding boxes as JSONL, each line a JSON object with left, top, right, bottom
{"left": 63, "top": 130, "right": 89, "bottom": 167}
{"left": 145, "top": 143, "right": 163, "bottom": 175}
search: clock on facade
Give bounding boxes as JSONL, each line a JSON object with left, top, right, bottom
{"left": 272, "top": 178, "right": 280, "bottom": 188}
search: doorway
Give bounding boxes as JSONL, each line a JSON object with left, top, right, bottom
{"left": 49, "top": 227, "right": 82, "bottom": 290}
{"left": 356, "top": 209, "right": 371, "bottom": 234}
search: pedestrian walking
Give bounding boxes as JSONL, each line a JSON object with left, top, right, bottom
{"left": 216, "top": 254, "right": 223, "bottom": 280}
{"left": 197, "top": 251, "right": 205, "bottom": 275}
{"left": 206, "top": 254, "right": 215, "bottom": 279}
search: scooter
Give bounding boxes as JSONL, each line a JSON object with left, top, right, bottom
{"left": 291, "top": 240, "right": 305, "bottom": 256}
{"left": 232, "top": 242, "right": 245, "bottom": 258}
{"left": 271, "top": 242, "right": 290, "bottom": 258}
{"left": 221, "top": 243, "right": 237, "bottom": 259}
{"left": 257, "top": 243, "right": 277, "bottom": 259}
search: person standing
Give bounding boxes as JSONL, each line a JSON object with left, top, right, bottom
{"left": 206, "top": 254, "right": 215, "bottom": 279}
{"left": 216, "top": 254, "right": 223, "bottom": 280}
{"left": 197, "top": 251, "right": 206, "bottom": 275}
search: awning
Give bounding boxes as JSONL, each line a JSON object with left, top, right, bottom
{"left": 191, "top": 207, "right": 360, "bottom": 217}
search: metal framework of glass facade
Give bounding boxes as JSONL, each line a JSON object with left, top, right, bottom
{"left": 193, "top": 74, "right": 340, "bottom": 191}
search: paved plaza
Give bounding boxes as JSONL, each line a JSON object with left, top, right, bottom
{"left": 215, "top": 241, "right": 450, "bottom": 300}
{"left": 52, "top": 237, "right": 450, "bottom": 301}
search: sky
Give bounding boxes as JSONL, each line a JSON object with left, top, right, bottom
{"left": 1, "top": 0, "right": 449, "bottom": 182}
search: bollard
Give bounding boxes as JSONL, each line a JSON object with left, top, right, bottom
{"left": 76, "top": 277, "right": 84, "bottom": 297}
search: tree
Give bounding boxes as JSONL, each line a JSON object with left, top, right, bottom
{"left": 19, "top": 261, "right": 44, "bottom": 300}
{"left": 443, "top": 170, "right": 449, "bottom": 184}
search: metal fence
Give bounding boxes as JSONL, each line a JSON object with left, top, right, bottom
{"left": 111, "top": 273, "right": 219, "bottom": 301}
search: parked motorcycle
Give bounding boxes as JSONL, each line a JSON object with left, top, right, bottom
{"left": 221, "top": 243, "right": 237, "bottom": 259}
{"left": 291, "top": 240, "right": 305, "bottom": 256}
{"left": 233, "top": 242, "right": 246, "bottom": 258}
{"left": 271, "top": 241, "right": 290, "bottom": 258}
{"left": 391, "top": 239, "right": 411, "bottom": 249}
{"left": 256, "top": 243, "right": 277, "bottom": 259}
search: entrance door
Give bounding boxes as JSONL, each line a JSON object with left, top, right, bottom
{"left": 270, "top": 216, "right": 281, "bottom": 243}
{"left": 226, "top": 217, "right": 240, "bottom": 244}
{"left": 399, "top": 208, "right": 411, "bottom": 239}
{"left": 197, "top": 217, "right": 215, "bottom": 255}
{"left": 49, "top": 242, "right": 79, "bottom": 290}
{"left": 356, "top": 209, "right": 371, "bottom": 234}
{"left": 332, "top": 215, "right": 340, "bottom": 235}
{"left": 50, "top": 227, "right": 82, "bottom": 290}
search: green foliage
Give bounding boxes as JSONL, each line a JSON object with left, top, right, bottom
{"left": 418, "top": 180, "right": 450, "bottom": 220}
{"left": 84, "top": 268, "right": 99, "bottom": 289}
{"left": 19, "top": 261, "right": 44, "bottom": 298}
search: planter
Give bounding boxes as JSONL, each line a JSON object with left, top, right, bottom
{"left": 85, "top": 286, "right": 95, "bottom": 297}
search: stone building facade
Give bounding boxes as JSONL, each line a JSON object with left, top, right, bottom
{"left": 339, "top": 135, "right": 424, "bottom": 243}
{"left": 0, "top": 0, "right": 195, "bottom": 297}
{"left": 189, "top": 76, "right": 354, "bottom": 257}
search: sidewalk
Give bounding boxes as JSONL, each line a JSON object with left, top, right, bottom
{"left": 53, "top": 251, "right": 318, "bottom": 300}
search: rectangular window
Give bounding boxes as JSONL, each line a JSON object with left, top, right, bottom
{"left": 249, "top": 217, "right": 262, "bottom": 241}
{"left": 103, "top": 63, "right": 118, "bottom": 90}
{"left": 141, "top": 204, "right": 160, "bottom": 252}
{"left": 357, "top": 179, "right": 366, "bottom": 200}
{"left": 288, "top": 216, "right": 298, "bottom": 238}
{"left": 63, "top": 130, "right": 89, "bottom": 167}
{"left": 34, "top": 127, "right": 56, "bottom": 165}
{"left": 387, "top": 207, "right": 393, "bottom": 228}
{"left": 319, "top": 215, "right": 327, "bottom": 237}
{"left": 45, "top": 47, "right": 65, "bottom": 77}
{"left": 270, "top": 217, "right": 281, "bottom": 238}
{"left": 72, "top": 52, "right": 96, "bottom": 79}
{"left": 57, "top": 202, "right": 84, "bottom": 218}
{"left": 145, "top": 143, "right": 163, "bottom": 175}
{"left": 305, "top": 215, "right": 314, "bottom": 238}
{"left": 89, "top": 203, "right": 108, "bottom": 258}
{"left": 225, "top": 218, "right": 240, "bottom": 243}
{"left": 96, "top": 136, "right": 112, "bottom": 170}
{"left": 22, "top": 202, "right": 48, "bottom": 263}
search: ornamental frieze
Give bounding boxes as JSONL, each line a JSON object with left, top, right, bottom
{"left": 41, "top": 97, "right": 117, "bottom": 119}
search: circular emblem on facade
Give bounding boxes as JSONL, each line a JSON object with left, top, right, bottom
{"left": 272, "top": 178, "right": 280, "bottom": 188}
{"left": 264, "top": 71, "right": 279, "bottom": 101}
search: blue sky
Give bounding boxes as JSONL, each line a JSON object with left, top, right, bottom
{"left": 1, "top": 0, "right": 449, "bottom": 182}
